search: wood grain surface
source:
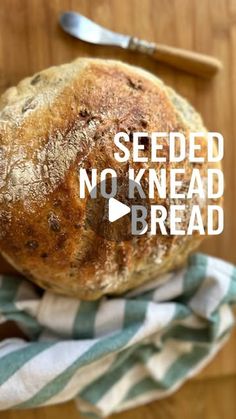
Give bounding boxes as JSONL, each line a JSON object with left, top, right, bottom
{"left": 0, "top": 0, "right": 235, "bottom": 418}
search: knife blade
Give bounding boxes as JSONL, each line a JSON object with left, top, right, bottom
{"left": 60, "top": 12, "right": 131, "bottom": 49}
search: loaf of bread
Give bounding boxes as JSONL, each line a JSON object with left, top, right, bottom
{"left": 0, "top": 58, "right": 222, "bottom": 299}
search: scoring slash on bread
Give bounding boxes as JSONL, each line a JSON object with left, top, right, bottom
{"left": 0, "top": 58, "right": 222, "bottom": 300}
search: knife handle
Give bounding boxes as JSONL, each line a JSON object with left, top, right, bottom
{"left": 129, "top": 37, "right": 222, "bottom": 78}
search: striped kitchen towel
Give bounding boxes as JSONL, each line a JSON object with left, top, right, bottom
{"left": 0, "top": 253, "right": 235, "bottom": 417}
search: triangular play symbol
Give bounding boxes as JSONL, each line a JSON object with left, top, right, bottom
{"left": 108, "top": 197, "right": 131, "bottom": 223}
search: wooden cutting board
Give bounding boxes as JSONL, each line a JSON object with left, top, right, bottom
{"left": 0, "top": 0, "right": 236, "bottom": 418}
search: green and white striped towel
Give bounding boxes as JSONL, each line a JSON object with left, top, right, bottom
{"left": 0, "top": 253, "right": 235, "bottom": 417}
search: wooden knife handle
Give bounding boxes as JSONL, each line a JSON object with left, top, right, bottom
{"left": 153, "top": 43, "right": 222, "bottom": 77}
{"left": 129, "top": 38, "right": 222, "bottom": 78}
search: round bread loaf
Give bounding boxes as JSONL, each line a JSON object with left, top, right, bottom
{"left": 0, "top": 58, "right": 222, "bottom": 299}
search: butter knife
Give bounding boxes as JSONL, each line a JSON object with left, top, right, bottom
{"left": 60, "top": 12, "right": 222, "bottom": 78}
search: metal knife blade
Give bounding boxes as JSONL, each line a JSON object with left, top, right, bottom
{"left": 60, "top": 12, "right": 130, "bottom": 49}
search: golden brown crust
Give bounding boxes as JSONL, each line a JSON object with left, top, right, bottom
{"left": 0, "top": 58, "right": 222, "bottom": 299}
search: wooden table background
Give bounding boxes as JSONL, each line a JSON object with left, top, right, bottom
{"left": 0, "top": 0, "right": 236, "bottom": 417}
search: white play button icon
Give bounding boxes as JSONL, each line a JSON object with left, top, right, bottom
{"left": 86, "top": 177, "right": 149, "bottom": 241}
{"left": 108, "top": 197, "right": 131, "bottom": 223}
